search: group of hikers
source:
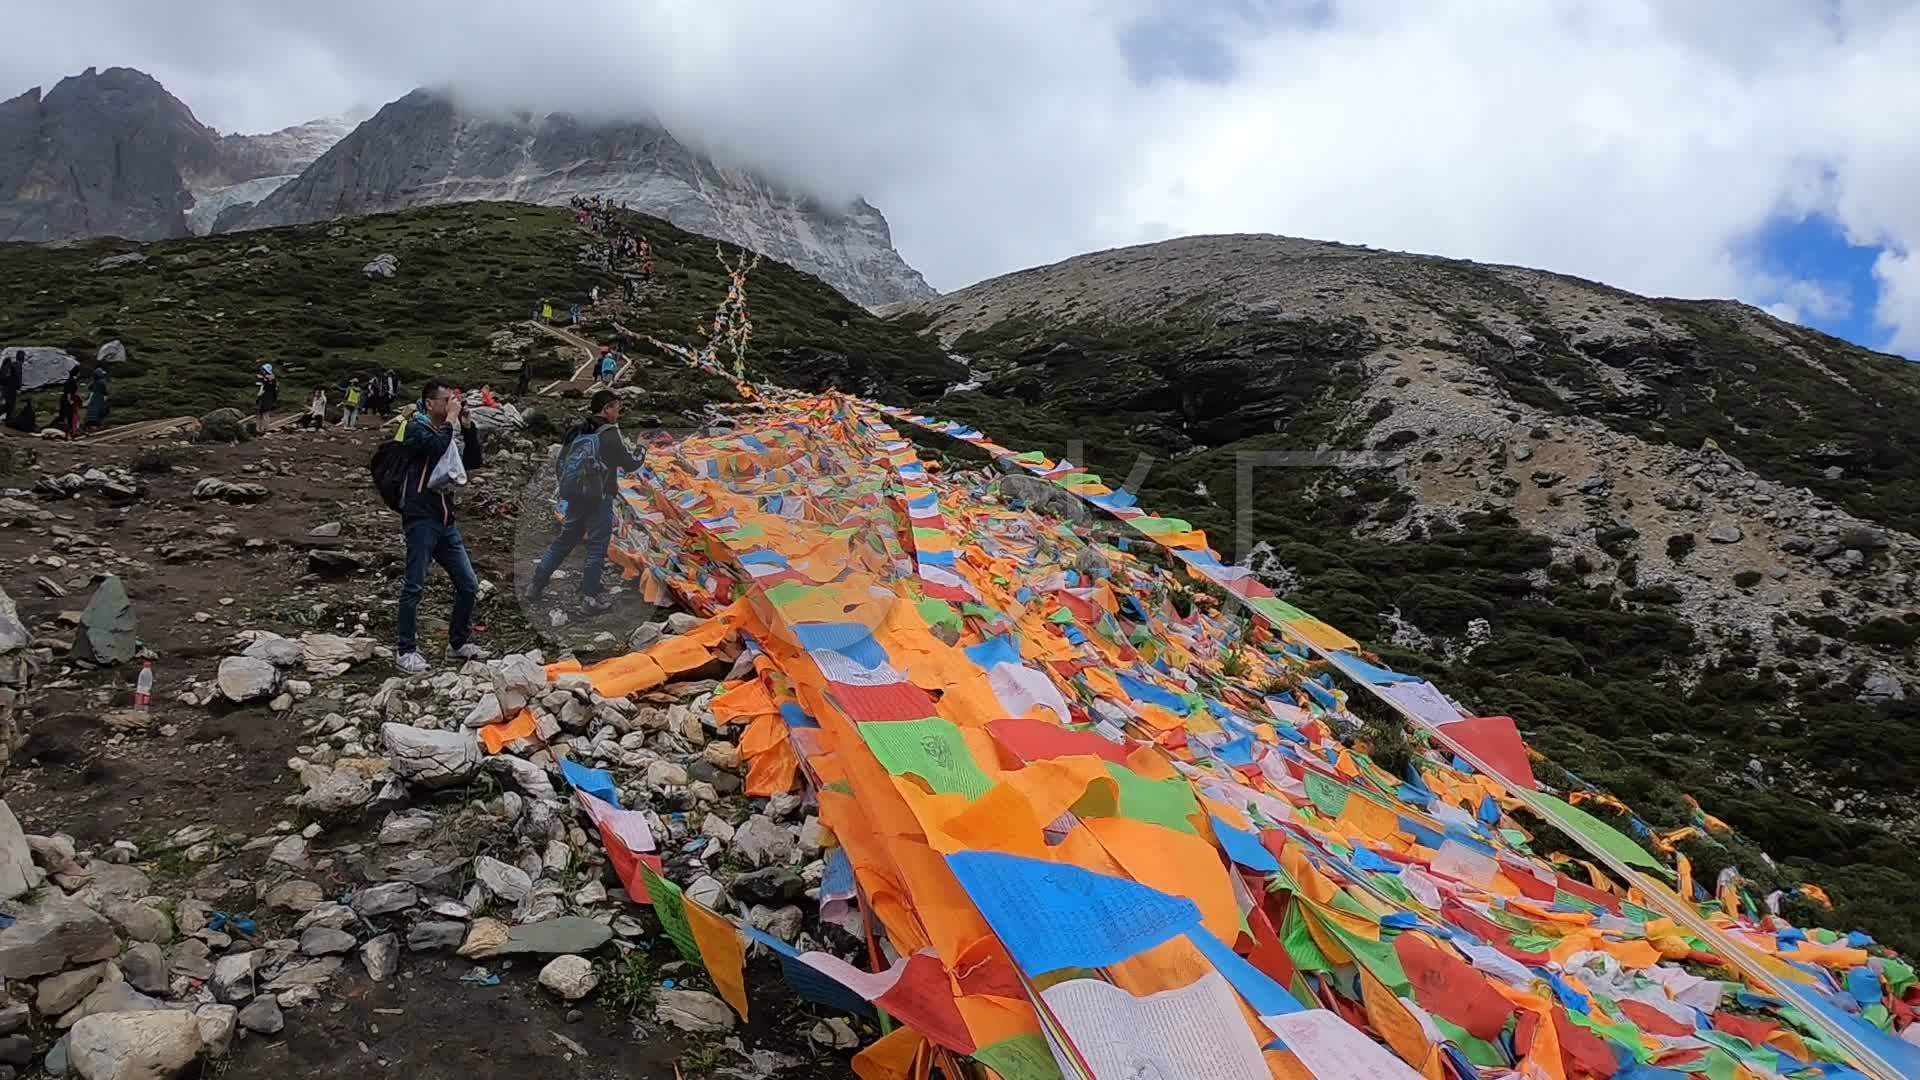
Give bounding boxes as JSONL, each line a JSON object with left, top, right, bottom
{"left": 565, "top": 196, "right": 656, "bottom": 299}
{"left": 0, "top": 349, "right": 111, "bottom": 438}
{"left": 256, "top": 364, "right": 404, "bottom": 430}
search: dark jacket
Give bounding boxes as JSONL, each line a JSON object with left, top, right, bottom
{"left": 398, "top": 410, "right": 484, "bottom": 522}
{"left": 562, "top": 420, "right": 642, "bottom": 501}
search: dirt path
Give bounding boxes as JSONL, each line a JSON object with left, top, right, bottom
{"left": 2, "top": 419, "right": 849, "bottom": 1078}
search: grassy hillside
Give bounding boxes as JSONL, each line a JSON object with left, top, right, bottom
{"left": 909, "top": 305, "right": 1920, "bottom": 953}
{"left": 0, "top": 202, "right": 960, "bottom": 424}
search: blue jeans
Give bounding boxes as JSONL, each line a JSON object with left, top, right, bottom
{"left": 395, "top": 517, "right": 479, "bottom": 654}
{"left": 531, "top": 498, "right": 614, "bottom": 596}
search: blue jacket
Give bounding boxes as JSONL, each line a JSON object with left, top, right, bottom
{"left": 397, "top": 411, "right": 484, "bottom": 522}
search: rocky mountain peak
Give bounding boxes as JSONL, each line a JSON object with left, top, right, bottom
{"left": 219, "top": 87, "right": 935, "bottom": 307}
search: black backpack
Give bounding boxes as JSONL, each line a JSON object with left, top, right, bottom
{"left": 369, "top": 437, "right": 412, "bottom": 514}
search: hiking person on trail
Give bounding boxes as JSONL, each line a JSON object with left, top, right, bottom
{"left": 527, "top": 389, "right": 641, "bottom": 613}
{"left": 56, "top": 373, "right": 83, "bottom": 440}
{"left": 0, "top": 350, "right": 20, "bottom": 422}
{"left": 255, "top": 363, "right": 279, "bottom": 423}
{"left": 541, "top": 301, "right": 555, "bottom": 324}
{"left": 84, "top": 366, "right": 109, "bottom": 430}
{"left": 597, "top": 348, "right": 617, "bottom": 384}
{"left": 515, "top": 357, "right": 533, "bottom": 397}
{"left": 341, "top": 379, "right": 363, "bottom": 427}
{"left": 392, "top": 378, "right": 487, "bottom": 674}
{"left": 300, "top": 387, "right": 328, "bottom": 430}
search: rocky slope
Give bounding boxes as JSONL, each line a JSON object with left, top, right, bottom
{"left": 899, "top": 234, "right": 1920, "bottom": 943}
{"left": 0, "top": 68, "right": 342, "bottom": 244}
{"left": 218, "top": 89, "right": 934, "bottom": 308}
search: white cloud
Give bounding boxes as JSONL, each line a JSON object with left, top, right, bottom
{"left": 2, "top": 0, "right": 1919, "bottom": 354}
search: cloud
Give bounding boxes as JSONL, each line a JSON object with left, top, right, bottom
{"left": 2, "top": 0, "right": 1919, "bottom": 353}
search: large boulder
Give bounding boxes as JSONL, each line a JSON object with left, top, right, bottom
{"left": 68, "top": 1009, "right": 201, "bottom": 1080}
{"left": 71, "top": 576, "right": 139, "bottom": 666}
{"left": 197, "top": 408, "right": 249, "bottom": 443}
{"left": 96, "top": 340, "right": 128, "bottom": 365}
{"left": 0, "top": 891, "right": 120, "bottom": 978}
{"left": 382, "top": 724, "right": 481, "bottom": 788}
{"left": 2, "top": 346, "right": 78, "bottom": 391}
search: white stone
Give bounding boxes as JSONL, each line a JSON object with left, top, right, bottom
{"left": 654, "top": 989, "right": 734, "bottom": 1033}
{"left": 537, "top": 955, "right": 599, "bottom": 1001}
{"left": 381, "top": 723, "right": 481, "bottom": 788}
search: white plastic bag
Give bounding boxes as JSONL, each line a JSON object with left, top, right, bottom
{"left": 428, "top": 433, "right": 467, "bottom": 490}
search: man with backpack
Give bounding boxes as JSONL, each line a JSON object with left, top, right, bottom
{"left": 378, "top": 378, "right": 486, "bottom": 673}
{"left": 527, "top": 389, "right": 641, "bottom": 613}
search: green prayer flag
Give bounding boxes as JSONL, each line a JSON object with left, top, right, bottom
{"left": 1247, "top": 596, "right": 1311, "bottom": 623}
{"left": 917, "top": 598, "right": 962, "bottom": 633}
{"left": 1884, "top": 958, "right": 1916, "bottom": 995}
{"left": 1305, "top": 772, "right": 1351, "bottom": 817}
{"left": 1529, "top": 792, "right": 1665, "bottom": 871}
{"left": 859, "top": 718, "right": 994, "bottom": 799}
{"left": 1703, "top": 1048, "right": 1741, "bottom": 1080}
{"left": 1430, "top": 1016, "right": 1509, "bottom": 1068}
{"left": 1093, "top": 763, "right": 1202, "bottom": 835}
{"left": 639, "top": 863, "right": 703, "bottom": 964}
{"left": 1552, "top": 888, "right": 1605, "bottom": 915}
{"left": 1280, "top": 901, "right": 1332, "bottom": 973}
{"left": 1307, "top": 905, "right": 1409, "bottom": 994}
{"left": 973, "top": 1034, "right": 1063, "bottom": 1080}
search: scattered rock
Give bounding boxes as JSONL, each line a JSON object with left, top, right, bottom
{"left": 121, "top": 943, "right": 168, "bottom": 994}
{"left": 168, "top": 938, "right": 214, "bottom": 980}
{"left": 382, "top": 723, "right": 482, "bottom": 788}
{"left": 298, "top": 927, "right": 357, "bottom": 957}
{"left": 264, "top": 880, "right": 325, "bottom": 913}
{"left": 215, "top": 656, "right": 278, "bottom": 703}
{"left": 732, "top": 815, "right": 792, "bottom": 868}
{"left": 209, "top": 952, "right": 259, "bottom": 1004}
{"left": 351, "top": 882, "right": 419, "bottom": 917}
{"left": 1707, "top": 524, "right": 1743, "bottom": 544}
{"left": 36, "top": 962, "right": 110, "bottom": 1015}
{"left": 473, "top": 856, "right": 532, "bottom": 904}
{"left": 457, "top": 919, "right": 510, "bottom": 959}
{"left": 237, "top": 997, "right": 283, "bottom": 1035}
{"left": 363, "top": 253, "right": 399, "bottom": 279}
{"left": 406, "top": 921, "right": 466, "bottom": 952}
{"left": 537, "top": 955, "right": 599, "bottom": 1001}
{"left": 654, "top": 989, "right": 735, "bottom": 1033}
{"left": 0, "top": 891, "right": 120, "bottom": 978}
{"left": 67, "top": 1010, "right": 201, "bottom": 1080}
{"left": 1858, "top": 673, "right": 1906, "bottom": 706}
{"left": 809, "top": 1016, "right": 860, "bottom": 1049}
{"left": 191, "top": 477, "right": 269, "bottom": 503}
{"left": 360, "top": 934, "right": 400, "bottom": 981}
{"left": 194, "top": 1004, "right": 238, "bottom": 1059}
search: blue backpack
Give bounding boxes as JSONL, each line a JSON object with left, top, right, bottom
{"left": 557, "top": 426, "right": 612, "bottom": 501}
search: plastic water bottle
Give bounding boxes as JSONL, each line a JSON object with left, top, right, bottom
{"left": 134, "top": 660, "right": 153, "bottom": 711}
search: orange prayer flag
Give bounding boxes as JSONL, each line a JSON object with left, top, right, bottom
{"left": 685, "top": 901, "right": 750, "bottom": 1021}
{"left": 479, "top": 709, "right": 538, "bottom": 754}
{"left": 573, "top": 651, "right": 666, "bottom": 697}
{"left": 852, "top": 1025, "right": 925, "bottom": 1080}
{"left": 712, "top": 677, "right": 778, "bottom": 724}
{"left": 1082, "top": 817, "right": 1241, "bottom": 945}
{"left": 644, "top": 634, "right": 712, "bottom": 675}
{"left": 744, "top": 737, "right": 800, "bottom": 797}
{"left": 1362, "top": 965, "right": 1434, "bottom": 1071}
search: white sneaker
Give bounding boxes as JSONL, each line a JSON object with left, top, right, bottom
{"left": 451, "top": 643, "right": 491, "bottom": 661}
{"left": 396, "top": 651, "right": 430, "bottom": 674}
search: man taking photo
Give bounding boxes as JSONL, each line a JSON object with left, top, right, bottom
{"left": 393, "top": 378, "right": 487, "bottom": 672}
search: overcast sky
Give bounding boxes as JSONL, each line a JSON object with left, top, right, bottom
{"left": 5, "top": 0, "right": 1920, "bottom": 355}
